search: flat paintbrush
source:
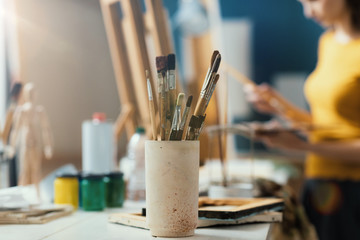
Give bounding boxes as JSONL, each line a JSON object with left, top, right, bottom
{"left": 177, "top": 95, "right": 193, "bottom": 140}
{"left": 167, "top": 54, "right": 176, "bottom": 126}
{"left": 199, "top": 52, "right": 221, "bottom": 101}
{"left": 156, "top": 56, "right": 167, "bottom": 140}
{"left": 169, "top": 93, "right": 184, "bottom": 140}
{"left": 186, "top": 52, "right": 222, "bottom": 140}
{"left": 200, "top": 51, "right": 219, "bottom": 96}
{"left": 194, "top": 53, "right": 221, "bottom": 116}
{"left": 146, "top": 70, "right": 157, "bottom": 140}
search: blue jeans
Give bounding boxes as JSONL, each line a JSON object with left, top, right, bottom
{"left": 302, "top": 179, "right": 360, "bottom": 240}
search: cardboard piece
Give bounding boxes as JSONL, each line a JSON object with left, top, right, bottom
{"left": 0, "top": 205, "right": 73, "bottom": 224}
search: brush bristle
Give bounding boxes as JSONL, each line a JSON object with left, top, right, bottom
{"left": 167, "top": 54, "right": 175, "bottom": 70}
{"left": 186, "top": 95, "right": 193, "bottom": 107}
{"left": 176, "top": 93, "right": 184, "bottom": 106}
{"left": 145, "top": 70, "right": 149, "bottom": 79}
{"left": 213, "top": 54, "right": 221, "bottom": 73}
{"left": 156, "top": 56, "right": 167, "bottom": 73}
{"left": 211, "top": 50, "right": 220, "bottom": 65}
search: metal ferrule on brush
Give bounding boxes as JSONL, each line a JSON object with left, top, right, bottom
{"left": 168, "top": 70, "right": 176, "bottom": 90}
{"left": 147, "top": 79, "right": 153, "bottom": 101}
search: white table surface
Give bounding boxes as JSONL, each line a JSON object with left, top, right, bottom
{"left": 0, "top": 201, "right": 272, "bottom": 240}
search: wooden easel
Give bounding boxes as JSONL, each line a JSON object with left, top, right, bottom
{"left": 100, "top": 0, "right": 138, "bottom": 140}
{"left": 100, "top": 0, "right": 176, "bottom": 141}
{"left": 144, "top": 0, "right": 172, "bottom": 56}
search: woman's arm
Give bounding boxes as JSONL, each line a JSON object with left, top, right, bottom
{"left": 260, "top": 132, "right": 360, "bottom": 164}
{"left": 307, "top": 140, "right": 360, "bottom": 164}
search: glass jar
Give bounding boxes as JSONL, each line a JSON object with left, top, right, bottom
{"left": 126, "top": 127, "right": 148, "bottom": 201}
{"left": 54, "top": 173, "right": 79, "bottom": 210}
{"left": 104, "top": 172, "right": 125, "bottom": 207}
{"left": 81, "top": 174, "right": 105, "bottom": 211}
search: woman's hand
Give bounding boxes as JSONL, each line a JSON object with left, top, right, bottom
{"left": 243, "top": 83, "right": 283, "bottom": 115}
{"left": 243, "top": 83, "right": 312, "bottom": 124}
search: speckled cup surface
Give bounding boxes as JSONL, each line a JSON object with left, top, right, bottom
{"left": 145, "top": 140, "right": 199, "bottom": 237}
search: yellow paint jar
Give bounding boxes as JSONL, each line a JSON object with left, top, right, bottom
{"left": 54, "top": 173, "right": 79, "bottom": 210}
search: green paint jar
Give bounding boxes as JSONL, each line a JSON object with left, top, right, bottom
{"left": 104, "top": 172, "right": 125, "bottom": 208}
{"left": 77, "top": 172, "right": 83, "bottom": 208}
{"left": 81, "top": 174, "right": 105, "bottom": 211}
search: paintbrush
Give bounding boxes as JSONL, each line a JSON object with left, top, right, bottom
{"left": 200, "top": 51, "right": 220, "bottom": 96}
{"left": 146, "top": 70, "right": 157, "bottom": 140}
{"left": 199, "top": 52, "right": 221, "bottom": 102}
{"left": 167, "top": 54, "right": 176, "bottom": 125}
{"left": 223, "top": 62, "right": 254, "bottom": 86}
{"left": 164, "top": 58, "right": 172, "bottom": 141}
{"left": 194, "top": 53, "right": 221, "bottom": 116}
{"left": 156, "top": 56, "right": 167, "bottom": 140}
{"left": 169, "top": 93, "right": 184, "bottom": 140}
{"left": 177, "top": 95, "right": 193, "bottom": 140}
{"left": 186, "top": 51, "right": 222, "bottom": 140}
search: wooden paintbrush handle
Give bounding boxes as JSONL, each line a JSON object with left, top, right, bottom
{"left": 169, "top": 89, "right": 176, "bottom": 121}
{"left": 149, "top": 100, "right": 157, "bottom": 140}
{"left": 160, "top": 97, "right": 166, "bottom": 140}
{"left": 194, "top": 97, "right": 207, "bottom": 116}
{"left": 223, "top": 62, "right": 255, "bottom": 86}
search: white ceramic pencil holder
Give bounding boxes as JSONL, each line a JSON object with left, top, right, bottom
{"left": 145, "top": 140, "right": 199, "bottom": 237}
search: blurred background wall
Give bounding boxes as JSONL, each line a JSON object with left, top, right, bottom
{"left": 1, "top": 0, "right": 324, "bottom": 178}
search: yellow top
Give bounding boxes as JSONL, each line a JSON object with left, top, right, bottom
{"left": 304, "top": 30, "right": 360, "bottom": 180}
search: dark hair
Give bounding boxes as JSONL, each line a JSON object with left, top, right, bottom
{"left": 346, "top": 0, "right": 360, "bottom": 31}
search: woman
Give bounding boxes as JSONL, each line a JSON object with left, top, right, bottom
{"left": 244, "top": 0, "right": 360, "bottom": 239}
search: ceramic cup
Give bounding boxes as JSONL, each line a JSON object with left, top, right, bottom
{"left": 145, "top": 140, "right": 199, "bottom": 237}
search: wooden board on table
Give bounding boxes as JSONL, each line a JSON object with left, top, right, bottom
{"left": 108, "top": 211, "right": 282, "bottom": 229}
